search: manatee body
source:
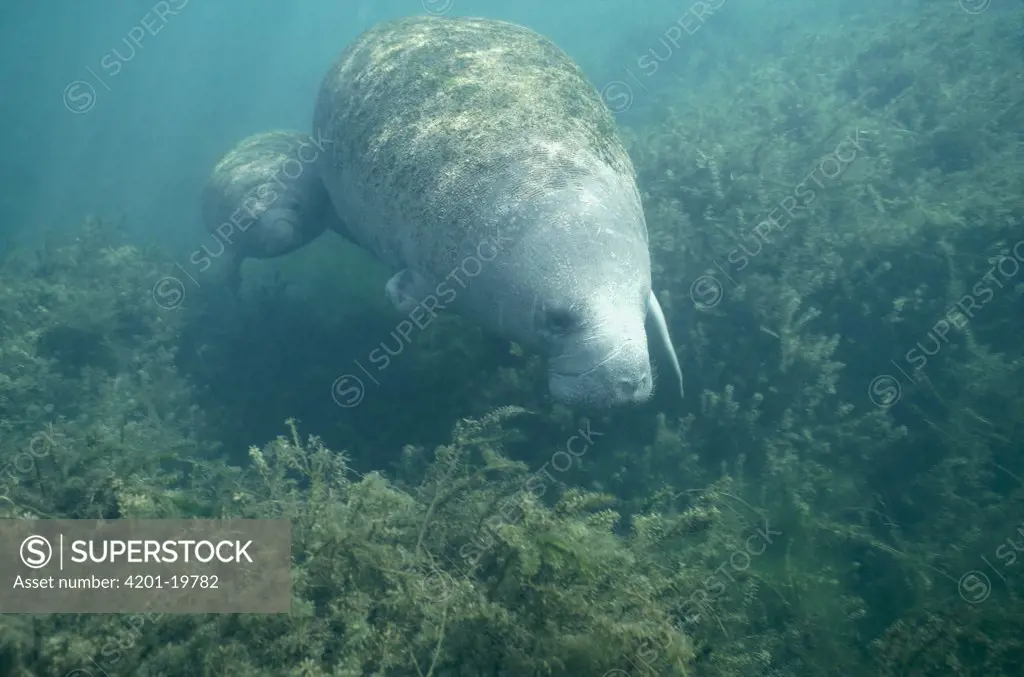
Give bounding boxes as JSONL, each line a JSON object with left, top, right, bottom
{"left": 201, "top": 130, "right": 347, "bottom": 290}
{"left": 314, "top": 16, "right": 682, "bottom": 408}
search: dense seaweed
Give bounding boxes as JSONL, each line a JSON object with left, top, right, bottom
{"left": 1, "top": 3, "right": 1022, "bottom": 676}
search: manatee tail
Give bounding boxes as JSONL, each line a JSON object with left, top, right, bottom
{"left": 647, "top": 290, "right": 684, "bottom": 398}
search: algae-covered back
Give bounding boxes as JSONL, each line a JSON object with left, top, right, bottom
{"left": 206, "top": 130, "right": 312, "bottom": 197}
{"left": 314, "top": 15, "right": 638, "bottom": 271}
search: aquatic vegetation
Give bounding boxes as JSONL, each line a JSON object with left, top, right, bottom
{"left": 1, "top": 2, "right": 1022, "bottom": 676}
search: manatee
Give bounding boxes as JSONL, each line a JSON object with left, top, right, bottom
{"left": 201, "top": 129, "right": 348, "bottom": 291}
{"left": 313, "top": 16, "right": 683, "bottom": 408}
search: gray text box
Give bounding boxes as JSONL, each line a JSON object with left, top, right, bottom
{"left": 1, "top": 519, "right": 291, "bottom": 613}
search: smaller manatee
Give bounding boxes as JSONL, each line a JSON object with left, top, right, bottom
{"left": 201, "top": 129, "right": 349, "bottom": 290}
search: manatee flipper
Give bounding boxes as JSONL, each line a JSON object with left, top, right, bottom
{"left": 385, "top": 269, "right": 428, "bottom": 314}
{"left": 647, "top": 290, "right": 684, "bottom": 398}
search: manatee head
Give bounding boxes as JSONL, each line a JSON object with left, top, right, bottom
{"left": 204, "top": 130, "right": 333, "bottom": 263}
{"left": 470, "top": 170, "right": 674, "bottom": 408}
{"left": 541, "top": 275, "right": 654, "bottom": 408}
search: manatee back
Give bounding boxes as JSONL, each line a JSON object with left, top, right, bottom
{"left": 313, "top": 16, "right": 642, "bottom": 276}
{"left": 202, "top": 130, "right": 344, "bottom": 259}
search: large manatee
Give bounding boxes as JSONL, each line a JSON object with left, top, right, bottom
{"left": 201, "top": 130, "right": 347, "bottom": 290}
{"left": 313, "top": 16, "right": 683, "bottom": 408}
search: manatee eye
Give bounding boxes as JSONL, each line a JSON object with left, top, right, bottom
{"left": 545, "top": 307, "right": 579, "bottom": 335}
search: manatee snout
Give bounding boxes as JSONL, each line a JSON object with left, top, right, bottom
{"left": 610, "top": 353, "right": 654, "bottom": 401}
{"left": 550, "top": 359, "right": 653, "bottom": 408}
{"left": 547, "top": 316, "right": 654, "bottom": 408}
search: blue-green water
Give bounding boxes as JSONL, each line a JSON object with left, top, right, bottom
{"left": 0, "top": 1, "right": 1021, "bottom": 676}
